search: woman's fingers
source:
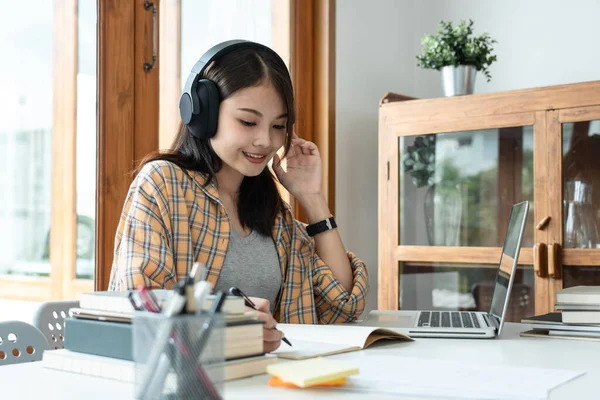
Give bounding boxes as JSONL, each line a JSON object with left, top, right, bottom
{"left": 263, "top": 327, "right": 284, "bottom": 343}
{"left": 263, "top": 337, "right": 282, "bottom": 353}
{"left": 263, "top": 327, "right": 283, "bottom": 353}
{"left": 291, "top": 138, "right": 318, "bottom": 156}
{"left": 244, "top": 296, "right": 283, "bottom": 352}
{"left": 250, "top": 297, "right": 271, "bottom": 313}
{"left": 255, "top": 310, "right": 283, "bottom": 352}
{"left": 252, "top": 304, "right": 278, "bottom": 330}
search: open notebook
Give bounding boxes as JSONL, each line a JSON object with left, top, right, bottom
{"left": 274, "top": 323, "right": 412, "bottom": 360}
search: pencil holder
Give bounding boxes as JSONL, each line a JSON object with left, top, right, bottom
{"left": 133, "top": 312, "right": 226, "bottom": 400}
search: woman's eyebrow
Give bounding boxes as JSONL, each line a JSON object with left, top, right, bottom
{"left": 237, "top": 108, "right": 287, "bottom": 119}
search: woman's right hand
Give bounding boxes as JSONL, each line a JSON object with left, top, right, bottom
{"left": 247, "top": 297, "right": 283, "bottom": 353}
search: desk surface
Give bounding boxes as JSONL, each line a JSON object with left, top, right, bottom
{"left": 1, "top": 323, "right": 598, "bottom": 399}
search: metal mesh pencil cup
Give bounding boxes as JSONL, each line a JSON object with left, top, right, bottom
{"left": 133, "top": 312, "right": 226, "bottom": 400}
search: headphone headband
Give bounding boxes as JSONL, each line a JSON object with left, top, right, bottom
{"left": 192, "top": 39, "right": 277, "bottom": 75}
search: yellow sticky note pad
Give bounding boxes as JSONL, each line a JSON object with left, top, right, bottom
{"left": 266, "top": 357, "right": 359, "bottom": 388}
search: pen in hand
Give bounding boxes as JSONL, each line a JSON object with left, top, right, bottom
{"left": 229, "top": 286, "right": 293, "bottom": 347}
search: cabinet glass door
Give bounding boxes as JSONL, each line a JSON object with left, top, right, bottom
{"left": 399, "top": 127, "right": 535, "bottom": 248}
{"left": 397, "top": 125, "right": 536, "bottom": 321}
{"left": 559, "top": 109, "right": 600, "bottom": 290}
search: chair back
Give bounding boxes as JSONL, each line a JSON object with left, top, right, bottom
{"left": 0, "top": 320, "right": 49, "bottom": 365}
{"left": 32, "top": 300, "right": 79, "bottom": 349}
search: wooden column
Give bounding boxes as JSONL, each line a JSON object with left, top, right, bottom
{"left": 96, "top": 0, "right": 159, "bottom": 291}
{"left": 50, "top": 0, "right": 78, "bottom": 299}
{"left": 289, "top": 0, "right": 336, "bottom": 221}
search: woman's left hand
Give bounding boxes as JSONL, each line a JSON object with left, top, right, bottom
{"left": 272, "top": 133, "right": 322, "bottom": 201}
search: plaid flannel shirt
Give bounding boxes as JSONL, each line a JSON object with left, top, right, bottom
{"left": 108, "top": 160, "right": 369, "bottom": 323}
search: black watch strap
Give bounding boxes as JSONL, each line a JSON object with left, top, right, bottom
{"left": 306, "top": 217, "right": 337, "bottom": 237}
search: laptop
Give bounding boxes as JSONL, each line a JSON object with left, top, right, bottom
{"left": 364, "top": 201, "right": 529, "bottom": 339}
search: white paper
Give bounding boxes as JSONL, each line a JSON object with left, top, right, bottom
{"left": 327, "top": 355, "right": 584, "bottom": 400}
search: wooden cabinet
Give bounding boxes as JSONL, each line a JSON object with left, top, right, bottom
{"left": 378, "top": 81, "right": 600, "bottom": 320}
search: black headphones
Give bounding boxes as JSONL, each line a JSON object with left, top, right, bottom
{"left": 179, "top": 39, "right": 288, "bottom": 140}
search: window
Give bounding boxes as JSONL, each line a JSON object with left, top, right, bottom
{"left": 0, "top": 2, "right": 53, "bottom": 280}
{"left": 0, "top": 0, "right": 96, "bottom": 301}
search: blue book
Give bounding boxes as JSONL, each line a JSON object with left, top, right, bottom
{"left": 64, "top": 317, "right": 133, "bottom": 360}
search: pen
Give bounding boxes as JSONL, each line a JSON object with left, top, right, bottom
{"left": 137, "top": 285, "right": 161, "bottom": 313}
{"left": 228, "top": 286, "right": 293, "bottom": 347}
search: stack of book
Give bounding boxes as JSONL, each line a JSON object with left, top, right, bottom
{"left": 521, "top": 285, "right": 600, "bottom": 340}
{"left": 42, "top": 290, "right": 275, "bottom": 382}
{"left": 556, "top": 285, "right": 600, "bottom": 325}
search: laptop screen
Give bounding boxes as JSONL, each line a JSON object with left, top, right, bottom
{"left": 488, "top": 201, "right": 529, "bottom": 328}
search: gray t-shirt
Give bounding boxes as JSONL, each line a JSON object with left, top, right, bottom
{"left": 213, "top": 228, "right": 282, "bottom": 312}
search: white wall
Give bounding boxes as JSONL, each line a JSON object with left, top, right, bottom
{"left": 336, "top": 0, "right": 600, "bottom": 312}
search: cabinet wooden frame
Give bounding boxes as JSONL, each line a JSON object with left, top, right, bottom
{"left": 378, "top": 81, "right": 600, "bottom": 313}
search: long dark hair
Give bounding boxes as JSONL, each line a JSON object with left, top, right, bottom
{"left": 138, "top": 47, "right": 295, "bottom": 237}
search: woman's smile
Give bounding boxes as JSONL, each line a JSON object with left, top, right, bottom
{"left": 243, "top": 151, "right": 268, "bottom": 164}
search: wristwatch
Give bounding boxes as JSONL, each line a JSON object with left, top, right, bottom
{"left": 306, "top": 216, "right": 337, "bottom": 237}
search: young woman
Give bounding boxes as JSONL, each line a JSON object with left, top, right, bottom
{"left": 108, "top": 40, "right": 368, "bottom": 352}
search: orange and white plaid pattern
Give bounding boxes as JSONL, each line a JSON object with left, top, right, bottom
{"left": 108, "top": 160, "right": 369, "bottom": 323}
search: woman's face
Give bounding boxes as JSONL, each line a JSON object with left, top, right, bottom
{"left": 210, "top": 80, "right": 287, "bottom": 179}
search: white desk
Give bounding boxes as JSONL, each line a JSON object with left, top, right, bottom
{"left": 1, "top": 323, "right": 597, "bottom": 399}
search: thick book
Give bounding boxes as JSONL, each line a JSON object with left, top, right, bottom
{"left": 42, "top": 349, "right": 276, "bottom": 382}
{"left": 555, "top": 286, "right": 600, "bottom": 305}
{"left": 273, "top": 323, "right": 412, "bottom": 360}
{"left": 64, "top": 317, "right": 264, "bottom": 361}
{"left": 79, "top": 290, "right": 245, "bottom": 314}
{"left": 521, "top": 313, "right": 600, "bottom": 332}
{"left": 561, "top": 311, "right": 600, "bottom": 324}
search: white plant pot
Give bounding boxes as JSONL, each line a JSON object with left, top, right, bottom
{"left": 441, "top": 65, "right": 476, "bottom": 96}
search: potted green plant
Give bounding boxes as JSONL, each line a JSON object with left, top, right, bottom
{"left": 416, "top": 19, "right": 497, "bottom": 96}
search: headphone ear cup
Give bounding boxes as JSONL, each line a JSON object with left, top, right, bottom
{"left": 188, "top": 79, "right": 220, "bottom": 140}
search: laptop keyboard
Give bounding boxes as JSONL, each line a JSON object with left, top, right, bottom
{"left": 417, "top": 311, "right": 482, "bottom": 328}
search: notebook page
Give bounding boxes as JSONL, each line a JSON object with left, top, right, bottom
{"left": 274, "top": 324, "right": 410, "bottom": 360}
{"left": 278, "top": 323, "right": 388, "bottom": 348}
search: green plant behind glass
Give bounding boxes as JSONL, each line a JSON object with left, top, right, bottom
{"left": 403, "top": 135, "right": 436, "bottom": 188}
{"left": 403, "top": 135, "right": 465, "bottom": 188}
{"left": 416, "top": 19, "right": 497, "bottom": 82}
